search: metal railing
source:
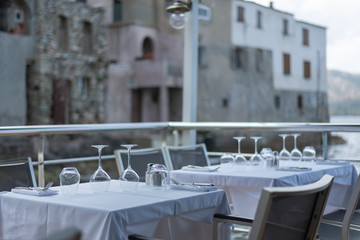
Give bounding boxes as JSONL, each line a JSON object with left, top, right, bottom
{"left": 1, "top": 121, "right": 360, "bottom": 186}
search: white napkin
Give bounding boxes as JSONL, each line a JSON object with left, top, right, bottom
{"left": 276, "top": 167, "right": 312, "bottom": 172}
{"left": 170, "top": 184, "right": 217, "bottom": 192}
{"left": 181, "top": 165, "right": 220, "bottom": 172}
{"left": 11, "top": 188, "right": 58, "bottom": 196}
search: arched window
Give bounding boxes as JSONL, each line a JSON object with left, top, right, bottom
{"left": 142, "top": 37, "right": 154, "bottom": 60}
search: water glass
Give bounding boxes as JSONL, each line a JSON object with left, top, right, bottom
{"left": 59, "top": 167, "right": 80, "bottom": 195}
{"left": 262, "top": 150, "right": 275, "bottom": 168}
{"left": 303, "top": 146, "right": 316, "bottom": 162}
{"left": 149, "top": 164, "right": 169, "bottom": 190}
{"left": 220, "top": 153, "right": 234, "bottom": 172}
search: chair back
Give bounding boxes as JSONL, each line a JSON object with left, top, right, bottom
{"left": 341, "top": 171, "right": 360, "bottom": 239}
{"left": 165, "top": 143, "right": 210, "bottom": 170}
{"left": 249, "top": 174, "right": 334, "bottom": 240}
{"left": 114, "top": 147, "right": 169, "bottom": 182}
{"left": 0, "top": 157, "right": 37, "bottom": 191}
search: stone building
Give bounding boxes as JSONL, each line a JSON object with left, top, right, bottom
{"left": 0, "top": 0, "right": 107, "bottom": 126}
{"left": 27, "top": 0, "right": 108, "bottom": 124}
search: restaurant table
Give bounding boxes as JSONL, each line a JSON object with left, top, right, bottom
{"left": 0, "top": 181, "right": 230, "bottom": 240}
{"left": 171, "top": 161, "right": 358, "bottom": 219}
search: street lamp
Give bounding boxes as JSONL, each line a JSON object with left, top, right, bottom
{"left": 166, "top": 0, "right": 199, "bottom": 145}
{"left": 166, "top": 1, "right": 192, "bottom": 29}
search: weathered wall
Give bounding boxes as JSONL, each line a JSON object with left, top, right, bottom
{"left": 28, "top": 0, "right": 107, "bottom": 124}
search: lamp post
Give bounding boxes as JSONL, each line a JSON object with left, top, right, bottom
{"left": 166, "top": 0, "right": 199, "bottom": 145}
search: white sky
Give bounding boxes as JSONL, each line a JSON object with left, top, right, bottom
{"left": 249, "top": 0, "right": 360, "bottom": 74}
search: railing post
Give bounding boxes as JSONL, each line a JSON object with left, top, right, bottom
{"left": 38, "top": 135, "right": 45, "bottom": 187}
{"left": 173, "top": 130, "right": 179, "bottom": 146}
{"left": 322, "top": 132, "right": 328, "bottom": 160}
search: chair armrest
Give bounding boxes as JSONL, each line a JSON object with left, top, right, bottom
{"left": 214, "top": 213, "right": 253, "bottom": 227}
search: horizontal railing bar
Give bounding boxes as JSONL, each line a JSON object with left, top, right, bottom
{"left": 32, "top": 155, "right": 115, "bottom": 166}
{"left": 0, "top": 122, "right": 169, "bottom": 136}
{"left": 1, "top": 122, "right": 360, "bottom": 137}
{"left": 168, "top": 122, "right": 360, "bottom": 132}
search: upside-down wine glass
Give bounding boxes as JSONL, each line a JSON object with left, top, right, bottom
{"left": 290, "top": 134, "right": 302, "bottom": 161}
{"left": 90, "top": 145, "right": 111, "bottom": 192}
{"left": 119, "top": 144, "right": 140, "bottom": 192}
{"left": 233, "top": 137, "right": 247, "bottom": 165}
{"left": 279, "top": 134, "right": 291, "bottom": 161}
{"left": 250, "top": 137, "right": 263, "bottom": 165}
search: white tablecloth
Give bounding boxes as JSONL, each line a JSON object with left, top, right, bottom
{"left": 0, "top": 181, "right": 230, "bottom": 240}
{"left": 170, "top": 161, "right": 358, "bottom": 218}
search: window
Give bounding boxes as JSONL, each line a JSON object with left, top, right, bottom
{"left": 82, "top": 21, "right": 93, "bottom": 55}
{"left": 79, "top": 77, "right": 90, "bottom": 99}
{"left": 198, "top": 46, "right": 207, "bottom": 68}
{"left": 198, "top": 4, "right": 211, "bottom": 21}
{"left": 256, "top": 49, "right": 264, "bottom": 73}
{"left": 256, "top": 10, "right": 262, "bottom": 29}
{"left": 303, "top": 28, "right": 309, "bottom": 46}
{"left": 114, "top": 0, "right": 122, "bottom": 22}
{"left": 142, "top": 37, "right": 154, "bottom": 60}
{"left": 58, "top": 16, "right": 69, "bottom": 52}
{"left": 304, "top": 61, "right": 311, "bottom": 79}
{"left": 222, "top": 98, "right": 228, "bottom": 108}
{"left": 274, "top": 95, "right": 280, "bottom": 109}
{"left": 297, "top": 95, "right": 303, "bottom": 110}
{"left": 231, "top": 47, "right": 246, "bottom": 70}
{"left": 283, "top": 53, "right": 291, "bottom": 75}
{"left": 237, "top": 6, "right": 244, "bottom": 22}
{"left": 283, "top": 19, "right": 288, "bottom": 35}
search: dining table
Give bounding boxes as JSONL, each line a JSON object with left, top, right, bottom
{"left": 0, "top": 180, "right": 230, "bottom": 240}
{"left": 170, "top": 160, "right": 358, "bottom": 219}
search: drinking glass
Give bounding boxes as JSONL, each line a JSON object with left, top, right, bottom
{"left": 262, "top": 150, "right": 275, "bottom": 168}
{"left": 149, "top": 164, "right": 169, "bottom": 190}
{"left": 119, "top": 144, "right": 140, "bottom": 192}
{"left": 290, "top": 133, "right": 302, "bottom": 161}
{"left": 59, "top": 167, "right": 80, "bottom": 195}
{"left": 220, "top": 152, "right": 234, "bottom": 172}
{"left": 250, "top": 137, "right": 263, "bottom": 165}
{"left": 90, "top": 145, "right": 111, "bottom": 192}
{"left": 279, "top": 134, "right": 291, "bottom": 161}
{"left": 303, "top": 146, "right": 316, "bottom": 162}
{"left": 260, "top": 148, "right": 272, "bottom": 158}
{"left": 233, "top": 137, "right": 247, "bottom": 165}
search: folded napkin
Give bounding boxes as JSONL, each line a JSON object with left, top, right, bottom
{"left": 181, "top": 165, "right": 220, "bottom": 172}
{"left": 170, "top": 184, "right": 217, "bottom": 192}
{"left": 11, "top": 187, "right": 58, "bottom": 196}
{"left": 316, "top": 160, "right": 349, "bottom": 165}
{"left": 276, "top": 167, "right": 312, "bottom": 172}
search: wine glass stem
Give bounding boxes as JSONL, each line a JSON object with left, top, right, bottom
{"left": 254, "top": 140, "right": 258, "bottom": 154}
{"left": 282, "top": 137, "right": 286, "bottom": 151}
{"left": 238, "top": 140, "right": 241, "bottom": 154}
{"left": 98, "top": 148, "right": 102, "bottom": 168}
{"left": 127, "top": 147, "right": 131, "bottom": 169}
{"left": 294, "top": 137, "right": 297, "bottom": 149}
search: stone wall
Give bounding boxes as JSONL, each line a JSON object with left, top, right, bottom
{"left": 28, "top": 0, "right": 107, "bottom": 124}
